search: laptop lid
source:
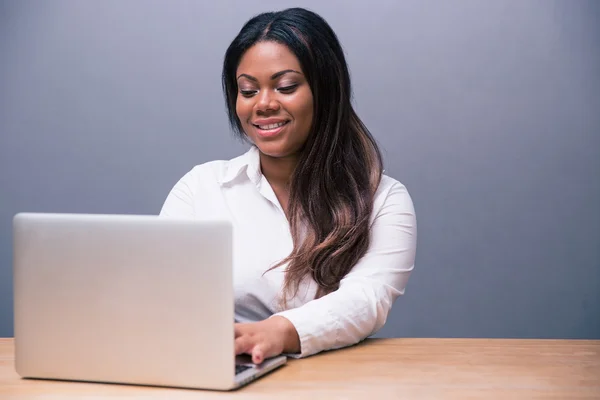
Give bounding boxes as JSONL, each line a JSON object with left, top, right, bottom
{"left": 13, "top": 212, "right": 238, "bottom": 390}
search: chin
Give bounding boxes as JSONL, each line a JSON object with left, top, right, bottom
{"left": 254, "top": 142, "right": 299, "bottom": 159}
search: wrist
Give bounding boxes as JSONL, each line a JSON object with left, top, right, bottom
{"left": 271, "top": 316, "right": 300, "bottom": 354}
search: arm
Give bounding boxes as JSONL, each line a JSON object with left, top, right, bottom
{"left": 274, "top": 181, "right": 417, "bottom": 357}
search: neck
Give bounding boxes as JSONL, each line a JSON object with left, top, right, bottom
{"left": 259, "top": 151, "right": 299, "bottom": 189}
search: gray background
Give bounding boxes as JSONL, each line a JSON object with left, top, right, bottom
{"left": 1, "top": 0, "right": 599, "bottom": 339}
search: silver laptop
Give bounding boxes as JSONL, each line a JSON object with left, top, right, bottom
{"left": 13, "top": 212, "right": 286, "bottom": 390}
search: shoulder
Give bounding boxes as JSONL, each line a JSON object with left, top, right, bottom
{"left": 183, "top": 160, "right": 228, "bottom": 184}
{"left": 371, "top": 174, "right": 416, "bottom": 221}
{"left": 174, "top": 148, "right": 255, "bottom": 189}
{"left": 374, "top": 174, "right": 413, "bottom": 206}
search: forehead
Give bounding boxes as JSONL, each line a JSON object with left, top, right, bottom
{"left": 236, "top": 41, "right": 303, "bottom": 77}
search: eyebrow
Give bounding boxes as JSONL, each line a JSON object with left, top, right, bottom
{"left": 237, "top": 69, "right": 302, "bottom": 82}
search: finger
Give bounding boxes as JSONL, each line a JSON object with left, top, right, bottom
{"left": 252, "top": 343, "right": 268, "bottom": 364}
{"left": 235, "top": 335, "right": 253, "bottom": 355}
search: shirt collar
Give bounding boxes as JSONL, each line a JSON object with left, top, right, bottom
{"left": 218, "top": 145, "right": 262, "bottom": 187}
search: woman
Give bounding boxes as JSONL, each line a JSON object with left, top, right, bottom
{"left": 160, "top": 7, "right": 416, "bottom": 363}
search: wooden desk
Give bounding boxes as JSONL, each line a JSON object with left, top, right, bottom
{"left": 1, "top": 338, "right": 599, "bottom": 399}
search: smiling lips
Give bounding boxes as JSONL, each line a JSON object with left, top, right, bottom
{"left": 252, "top": 119, "right": 290, "bottom": 138}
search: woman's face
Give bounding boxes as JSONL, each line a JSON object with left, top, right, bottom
{"left": 235, "top": 41, "right": 314, "bottom": 159}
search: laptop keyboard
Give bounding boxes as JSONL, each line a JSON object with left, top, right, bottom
{"left": 235, "top": 364, "right": 252, "bottom": 375}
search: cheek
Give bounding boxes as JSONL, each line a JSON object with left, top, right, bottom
{"left": 285, "top": 93, "right": 313, "bottom": 128}
{"left": 235, "top": 99, "right": 252, "bottom": 123}
{"left": 298, "top": 98, "right": 314, "bottom": 130}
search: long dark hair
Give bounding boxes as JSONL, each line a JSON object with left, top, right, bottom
{"left": 222, "top": 7, "right": 383, "bottom": 302}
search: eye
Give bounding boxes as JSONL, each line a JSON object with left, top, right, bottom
{"left": 277, "top": 84, "right": 298, "bottom": 94}
{"left": 240, "top": 89, "right": 257, "bottom": 98}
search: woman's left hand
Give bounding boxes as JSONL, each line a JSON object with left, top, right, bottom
{"left": 234, "top": 316, "right": 300, "bottom": 364}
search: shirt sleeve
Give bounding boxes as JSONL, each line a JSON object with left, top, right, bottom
{"left": 273, "top": 181, "right": 417, "bottom": 358}
{"left": 159, "top": 170, "right": 197, "bottom": 218}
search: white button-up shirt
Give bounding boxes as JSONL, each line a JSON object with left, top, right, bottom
{"left": 159, "top": 146, "right": 417, "bottom": 357}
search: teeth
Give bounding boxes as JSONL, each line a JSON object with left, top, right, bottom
{"left": 258, "top": 121, "right": 286, "bottom": 130}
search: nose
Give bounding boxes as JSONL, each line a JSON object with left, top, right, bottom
{"left": 255, "top": 89, "right": 280, "bottom": 113}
